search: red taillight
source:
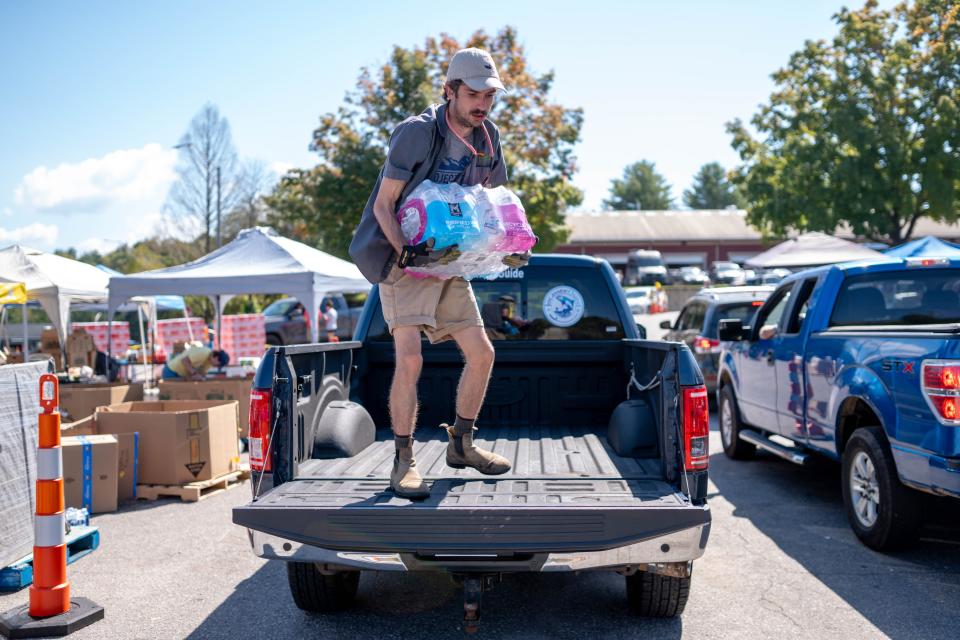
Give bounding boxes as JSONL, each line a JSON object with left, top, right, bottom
{"left": 693, "top": 336, "right": 721, "bottom": 354}
{"left": 921, "top": 360, "right": 960, "bottom": 426}
{"left": 249, "top": 388, "right": 273, "bottom": 471}
{"left": 682, "top": 385, "right": 710, "bottom": 470}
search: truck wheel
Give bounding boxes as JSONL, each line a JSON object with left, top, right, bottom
{"left": 266, "top": 333, "right": 283, "bottom": 346}
{"left": 626, "top": 571, "right": 690, "bottom": 617}
{"left": 286, "top": 562, "right": 360, "bottom": 612}
{"left": 719, "top": 385, "right": 755, "bottom": 460}
{"left": 841, "top": 427, "right": 921, "bottom": 551}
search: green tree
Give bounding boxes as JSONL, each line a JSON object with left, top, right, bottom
{"left": 727, "top": 0, "right": 960, "bottom": 244}
{"left": 683, "top": 162, "right": 743, "bottom": 209}
{"left": 266, "top": 27, "right": 584, "bottom": 256}
{"left": 604, "top": 160, "right": 674, "bottom": 210}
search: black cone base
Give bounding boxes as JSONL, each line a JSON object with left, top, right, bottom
{"left": 0, "top": 597, "right": 104, "bottom": 638}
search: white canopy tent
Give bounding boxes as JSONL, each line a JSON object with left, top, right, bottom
{"left": 107, "top": 227, "right": 371, "bottom": 351}
{"left": 745, "top": 232, "right": 885, "bottom": 269}
{"left": 0, "top": 245, "right": 110, "bottom": 357}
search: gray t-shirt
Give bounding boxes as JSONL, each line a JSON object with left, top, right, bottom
{"left": 431, "top": 135, "right": 472, "bottom": 184}
{"left": 348, "top": 103, "right": 508, "bottom": 284}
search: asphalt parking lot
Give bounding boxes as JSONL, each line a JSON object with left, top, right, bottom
{"left": 2, "top": 312, "right": 958, "bottom": 639}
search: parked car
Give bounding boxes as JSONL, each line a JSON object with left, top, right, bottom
{"left": 678, "top": 266, "right": 711, "bottom": 285}
{"left": 624, "top": 285, "right": 668, "bottom": 314}
{"left": 263, "top": 294, "right": 365, "bottom": 345}
{"left": 624, "top": 249, "right": 668, "bottom": 286}
{"left": 717, "top": 256, "right": 960, "bottom": 551}
{"left": 710, "top": 261, "right": 746, "bottom": 285}
{"left": 235, "top": 255, "right": 711, "bottom": 628}
{"left": 661, "top": 286, "right": 773, "bottom": 393}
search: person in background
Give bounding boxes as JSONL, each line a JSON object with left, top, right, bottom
{"left": 162, "top": 345, "right": 229, "bottom": 380}
{"left": 321, "top": 299, "right": 339, "bottom": 342}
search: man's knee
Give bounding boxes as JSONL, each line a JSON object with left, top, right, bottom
{"left": 395, "top": 351, "right": 423, "bottom": 380}
{"left": 462, "top": 333, "right": 494, "bottom": 370}
{"left": 393, "top": 327, "right": 423, "bottom": 381}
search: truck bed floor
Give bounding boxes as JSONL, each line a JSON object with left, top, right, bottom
{"left": 298, "top": 425, "right": 663, "bottom": 481}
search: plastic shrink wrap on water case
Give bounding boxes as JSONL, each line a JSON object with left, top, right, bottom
{"left": 396, "top": 181, "right": 536, "bottom": 280}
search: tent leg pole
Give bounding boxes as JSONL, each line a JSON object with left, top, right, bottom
{"left": 22, "top": 302, "right": 28, "bottom": 358}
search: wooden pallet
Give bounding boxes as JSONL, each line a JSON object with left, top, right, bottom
{"left": 136, "top": 468, "right": 250, "bottom": 503}
{"left": 0, "top": 525, "right": 100, "bottom": 592}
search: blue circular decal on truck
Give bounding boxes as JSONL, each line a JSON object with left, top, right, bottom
{"left": 542, "top": 285, "right": 585, "bottom": 327}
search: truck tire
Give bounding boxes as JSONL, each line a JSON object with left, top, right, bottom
{"left": 841, "top": 427, "right": 921, "bottom": 551}
{"left": 626, "top": 571, "right": 690, "bottom": 617}
{"left": 286, "top": 562, "right": 360, "bottom": 612}
{"left": 719, "top": 385, "right": 755, "bottom": 460}
{"left": 266, "top": 333, "right": 283, "bottom": 346}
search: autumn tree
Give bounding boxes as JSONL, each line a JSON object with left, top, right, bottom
{"left": 266, "top": 27, "right": 584, "bottom": 256}
{"left": 727, "top": 0, "right": 959, "bottom": 244}
{"left": 683, "top": 162, "right": 743, "bottom": 209}
{"left": 604, "top": 160, "right": 674, "bottom": 210}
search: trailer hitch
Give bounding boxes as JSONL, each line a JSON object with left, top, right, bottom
{"left": 453, "top": 573, "right": 500, "bottom": 634}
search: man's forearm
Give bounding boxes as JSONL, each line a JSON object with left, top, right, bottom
{"left": 372, "top": 200, "right": 407, "bottom": 255}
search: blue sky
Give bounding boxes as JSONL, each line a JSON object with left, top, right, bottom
{"left": 1, "top": 0, "right": 888, "bottom": 255}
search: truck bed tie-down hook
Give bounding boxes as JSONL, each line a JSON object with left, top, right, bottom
{"left": 627, "top": 362, "right": 661, "bottom": 399}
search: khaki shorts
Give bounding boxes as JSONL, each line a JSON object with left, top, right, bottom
{"left": 379, "top": 265, "right": 483, "bottom": 344}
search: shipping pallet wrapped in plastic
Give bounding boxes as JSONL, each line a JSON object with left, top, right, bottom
{"left": 396, "top": 180, "right": 536, "bottom": 280}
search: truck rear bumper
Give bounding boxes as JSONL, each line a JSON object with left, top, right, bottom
{"left": 248, "top": 521, "right": 710, "bottom": 573}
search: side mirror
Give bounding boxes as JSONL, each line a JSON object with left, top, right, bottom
{"left": 659, "top": 320, "right": 672, "bottom": 329}
{"left": 635, "top": 323, "right": 648, "bottom": 340}
{"left": 758, "top": 324, "right": 778, "bottom": 341}
{"left": 718, "top": 319, "right": 744, "bottom": 342}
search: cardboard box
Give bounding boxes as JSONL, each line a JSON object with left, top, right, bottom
{"left": 62, "top": 434, "right": 119, "bottom": 514}
{"left": 40, "top": 328, "right": 60, "bottom": 350}
{"left": 59, "top": 382, "right": 144, "bottom": 422}
{"left": 61, "top": 417, "right": 139, "bottom": 501}
{"left": 95, "top": 400, "right": 239, "bottom": 486}
{"left": 115, "top": 432, "right": 139, "bottom": 501}
{"left": 61, "top": 415, "right": 97, "bottom": 436}
{"left": 158, "top": 378, "right": 252, "bottom": 438}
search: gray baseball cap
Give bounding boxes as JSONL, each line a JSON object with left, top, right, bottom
{"left": 446, "top": 48, "right": 506, "bottom": 93}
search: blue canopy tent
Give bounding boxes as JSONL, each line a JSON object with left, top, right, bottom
{"left": 885, "top": 236, "right": 960, "bottom": 259}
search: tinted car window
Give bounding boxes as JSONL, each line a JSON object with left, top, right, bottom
{"left": 754, "top": 286, "right": 792, "bottom": 331}
{"left": 683, "top": 302, "right": 707, "bottom": 332}
{"left": 830, "top": 269, "right": 960, "bottom": 326}
{"left": 367, "top": 266, "right": 626, "bottom": 342}
{"left": 263, "top": 299, "right": 296, "bottom": 316}
{"left": 705, "top": 302, "right": 763, "bottom": 337}
{"left": 785, "top": 279, "right": 817, "bottom": 334}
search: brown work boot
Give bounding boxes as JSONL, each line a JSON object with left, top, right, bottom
{"left": 443, "top": 424, "right": 511, "bottom": 475}
{"left": 390, "top": 436, "right": 430, "bottom": 499}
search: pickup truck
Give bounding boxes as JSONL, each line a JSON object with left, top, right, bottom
{"left": 263, "top": 294, "right": 364, "bottom": 345}
{"left": 716, "top": 256, "right": 960, "bottom": 551}
{"left": 233, "top": 255, "right": 711, "bottom": 630}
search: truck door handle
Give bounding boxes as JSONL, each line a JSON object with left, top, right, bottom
{"left": 766, "top": 350, "right": 775, "bottom": 364}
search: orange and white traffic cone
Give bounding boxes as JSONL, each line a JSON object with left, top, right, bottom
{"left": 0, "top": 374, "right": 104, "bottom": 639}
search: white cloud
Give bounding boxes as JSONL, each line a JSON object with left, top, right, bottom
{"left": 269, "top": 161, "right": 295, "bottom": 178}
{"left": 14, "top": 144, "right": 178, "bottom": 214}
{"left": 0, "top": 223, "right": 58, "bottom": 248}
{"left": 74, "top": 237, "right": 121, "bottom": 255}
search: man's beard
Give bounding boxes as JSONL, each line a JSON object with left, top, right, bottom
{"left": 452, "top": 100, "right": 484, "bottom": 130}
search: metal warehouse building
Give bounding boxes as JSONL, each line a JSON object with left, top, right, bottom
{"left": 555, "top": 209, "right": 960, "bottom": 269}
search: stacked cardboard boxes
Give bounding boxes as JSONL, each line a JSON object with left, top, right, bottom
{"left": 96, "top": 400, "right": 240, "bottom": 486}
{"left": 59, "top": 382, "right": 143, "bottom": 422}
{"left": 61, "top": 434, "right": 119, "bottom": 514}
{"left": 158, "top": 378, "right": 252, "bottom": 438}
